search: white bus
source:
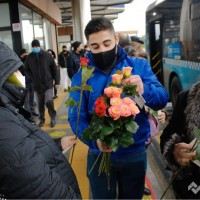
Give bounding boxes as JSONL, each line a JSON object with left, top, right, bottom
{"left": 146, "top": 0, "right": 200, "bottom": 106}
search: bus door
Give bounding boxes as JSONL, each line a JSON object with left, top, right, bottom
{"left": 148, "top": 19, "right": 163, "bottom": 84}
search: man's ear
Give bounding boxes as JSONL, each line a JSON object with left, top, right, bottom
{"left": 115, "top": 33, "right": 120, "bottom": 45}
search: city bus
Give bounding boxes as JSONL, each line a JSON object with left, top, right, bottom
{"left": 146, "top": 0, "right": 200, "bottom": 106}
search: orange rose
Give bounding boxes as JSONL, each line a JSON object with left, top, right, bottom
{"left": 112, "top": 74, "right": 123, "bottom": 84}
{"left": 130, "top": 103, "right": 140, "bottom": 116}
{"left": 108, "top": 105, "right": 121, "bottom": 120}
{"left": 110, "top": 98, "right": 122, "bottom": 106}
{"left": 112, "top": 87, "right": 122, "bottom": 98}
{"left": 120, "top": 104, "right": 132, "bottom": 117}
{"left": 122, "top": 66, "right": 133, "bottom": 77}
{"left": 104, "top": 86, "right": 122, "bottom": 98}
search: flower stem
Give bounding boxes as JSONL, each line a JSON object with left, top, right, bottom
{"left": 70, "top": 87, "right": 84, "bottom": 165}
{"left": 89, "top": 152, "right": 102, "bottom": 175}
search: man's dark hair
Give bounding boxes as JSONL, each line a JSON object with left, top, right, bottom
{"left": 84, "top": 17, "right": 115, "bottom": 40}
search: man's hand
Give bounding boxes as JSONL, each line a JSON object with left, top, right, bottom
{"left": 122, "top": 75, "right": 144, "bottom": 94}
{"left": 61, "top": 135, "right": 77, "bottom": 150}
{"left": 173, "top": 142, "right": 196, "bottom": 166}
{"left": 158, "top": 111, "right": 167, "bottom": 124}
{"left": 96, "top": 139, "right": 112, "bottom": 152}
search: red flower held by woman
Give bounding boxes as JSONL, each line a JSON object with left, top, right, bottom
{"left": 94, "top": 97, "right": 107, "bottom": 117}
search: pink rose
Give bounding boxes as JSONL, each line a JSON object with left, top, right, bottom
{"left": 122, "top": 67, "right": 133, "bottom": 77}
{"left": 110, "top": 98, "right": 122, "bottom": 106}
{"left": 120, "top": 104, "right": 132, "bottom": 117}
{"left": 112, "top": 74, "right": 123, "bottom": 84}
{"left": 130, "top": 103, "right": 140, "bottom": 116}
{"left": 108, "top": 105, "right": 121, "bottom": 120}
{"left": 122, "top": 97, "right": 135, "bottom": 105}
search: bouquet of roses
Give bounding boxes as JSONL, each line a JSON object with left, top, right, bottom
{"left": 82, "top": 67, "right": 140, "bottom": 189}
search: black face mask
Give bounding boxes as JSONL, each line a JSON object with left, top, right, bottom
{"left": 92, "top": 45, "right": 117, "bottom": 71}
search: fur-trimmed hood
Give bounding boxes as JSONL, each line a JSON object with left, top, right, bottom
{"left": 185, "top": 82, "right": 200, "bottom": 141}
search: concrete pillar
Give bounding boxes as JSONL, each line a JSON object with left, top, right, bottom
{"left": 71, "top": 0, "right": 91, "bottom": 44}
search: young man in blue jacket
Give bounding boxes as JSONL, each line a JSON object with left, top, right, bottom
{"left": 68, "top": 17, "right": 168, "bottom": 199}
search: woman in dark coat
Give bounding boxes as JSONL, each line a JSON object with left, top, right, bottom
{"left": 160, "top": 82, "right": 200, "bottom": 199}
{"left": 0, "top": 42, "right": 81, "bottom": 199}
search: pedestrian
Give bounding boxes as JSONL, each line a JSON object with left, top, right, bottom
{"left": 47, "top": 49, "right": 60, "bottom": 99}
{"left": 18, "top": 48, "right": 28, "bottom": 75}
{"left": 0, "top": 41, "right": 81, "bottom": 199}
{"left": 68, "top": 17, "right": 168, "bottom": 199}
{"left": 25, "top": 39, "right": 59, "bottom": 127}
{"left": 58, "top": 45, "right": 70, "bottom": 92}
{"left": 67, "top": 41, "right": 83, "bottom": 79}
{"left": 19, "top": 48, "right": 39, "bottom": 117}
{"left": 130, "top": 35, "right": 144, "bottom": 51}
{"left": 118, "top": 32, "right": 131, "bottom": 49}
{"left": 160, "top": 82, "right": 200, "bottom": 199}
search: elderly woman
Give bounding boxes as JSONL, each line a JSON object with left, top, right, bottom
{"left": 160, "top": 82, "right": 200, "bottom": 199}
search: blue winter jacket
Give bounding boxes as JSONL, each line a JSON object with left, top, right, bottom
{"left": 68, "top": 46, "right": 168, "bottom": 158}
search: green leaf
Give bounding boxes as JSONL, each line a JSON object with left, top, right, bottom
{"left": 110, "top": 138, "right": 119, "bottom": 152}
{"left": 193, "top": 126, "right": 200, "bottom": 140}
{"left": 119, "top": 137, "right": 134, "bottom": 147}
{"left": 125, "top": 121, "right": 139, "bottom": 133}
{"left": 68, "top": 86, "right": 81, "bottom": 92}
{"left": 123, "top": 85, "right": 137, "bottom": 96}
{"left": 83, "top": 84, "right": 93, "bottom": 92}
{"left": 82, "top": 67, "right": 94, "bottom": 83}
{"left": 101, "top": 126, "right": 114, "bottom": 136}
{"left": 82, "top": 128, "right": 92, "bottom": 141}
{"left": 65, "top": 98, "right": 78, "bottom": 107}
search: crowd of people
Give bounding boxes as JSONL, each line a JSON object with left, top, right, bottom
{"left": 0, "top": 17, "right": 199, "bottom": 199}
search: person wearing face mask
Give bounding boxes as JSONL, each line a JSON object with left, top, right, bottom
{"left": 68, "top": 17, "right": 168, "bottom": 199}
{"left": 58, "top": 45, "right": 70, "bottom": 92}
{"left": 0, "top": 41, "right": 81, "bottom": 199}
{"left": 67, "top": 41, "right": 84, "bottom": 79}
{"left": 25, "top": 39, "right": 60, "bottom": 128}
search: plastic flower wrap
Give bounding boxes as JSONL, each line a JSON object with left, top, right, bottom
{"left": 82, "top": 67, "right": 140, "bottom": 189}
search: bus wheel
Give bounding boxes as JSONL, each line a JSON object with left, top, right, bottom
{"left": 170, "top": 76, "right": 182, "bottom": 108}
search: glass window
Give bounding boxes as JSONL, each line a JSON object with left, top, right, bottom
{"left": 0, "top": 31, "right": 13, "bottom": 49}
{"left": 0, "top": 3, "right": 10, "bottom": 27}
{"left": 33, "top": 12, "right": 45, "bottom": 49}
{"left": 19, "top": 4, "right": 34, "bottom": 52}
{"left": 188, "top": 2, "right": 200, "bottom": 62}
{"left": 43, "top": 18, "right": 52, "bottom": 50}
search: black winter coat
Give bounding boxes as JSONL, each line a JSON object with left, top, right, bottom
{"left": 160, "top": 84, "right": 200, "bottom": 199}
{"left": 67, "top": 51, "right": 81, "bottom": 79}
{"left": 0, "top": 42, "right": 81, "bottom": 199}
{"left": 25, "top": 49, "right": 60, "bottom": 91}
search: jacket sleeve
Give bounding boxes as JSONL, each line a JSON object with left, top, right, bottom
{"left": 24, "top": 57, "right": 32, "bottom": 82}
{"left": 134, "top": 58, "right": 168, "bottom": 110}
{"left": 160, "top": 91, "right": 188, "bottom": 172}
{"left": 0, "top": 112, "right": 81, "bottom": 199}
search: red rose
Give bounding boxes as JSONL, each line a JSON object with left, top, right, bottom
{"left": 80, "top": 57, "right": 89, "bottom": 67}
{"left": 94, "top": 97, "right": 107, "bottom": 117}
